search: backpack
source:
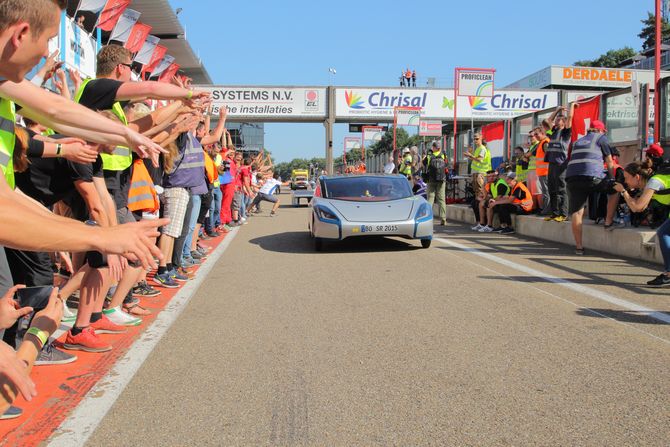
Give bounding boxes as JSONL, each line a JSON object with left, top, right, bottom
{"left": 426, "top": 153, "right": 447, "bottom": 182}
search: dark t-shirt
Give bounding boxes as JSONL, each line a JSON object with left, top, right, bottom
{"left": 512, "top": 186, "right": 526, "bottom": 201}
{"left": 76, "top": 78, "right": 131, "bottom": 209}
{"left": 495, "top": 182, "right": 509, "bottom": 197}
{"left": 15, "top": 134, "right": 102, "bottom": 207}
{"left": 545, "top": 127, "right": 572, "bottom": 164}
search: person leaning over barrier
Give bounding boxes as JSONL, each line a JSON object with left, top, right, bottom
{"left": 422, "top": 141, "right": 448, "bottom": 225}
{"left": 565, "top": 120, "right": 614, "bottom": 255}
{"left": 488, "top": 172, "right": 534, "bottom": 235}
{"left": 614, "top": 160, "right": 670, "bottom": 287}
{"left": 464, "top": 133, "right": 491, "bottom": 199}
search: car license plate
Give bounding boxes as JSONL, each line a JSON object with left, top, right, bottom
{"left": 360, "top": 224, "right": 398, "bottom": 233}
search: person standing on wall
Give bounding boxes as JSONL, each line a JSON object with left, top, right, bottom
{"left": 543, "top": 104, "right": 576, "bottom": 222}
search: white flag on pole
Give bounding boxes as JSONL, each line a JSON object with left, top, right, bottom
{"left": 151, "top": 55, "right": 175, "bottom": 78}
{"left": 76, "top": 0, "right": 107, "bottom": 13}
{"left": 134, "top": 35, "right": 160, "bottom": 64}
{"left": 109, "top": 8, "right": 140, "bottom": 43}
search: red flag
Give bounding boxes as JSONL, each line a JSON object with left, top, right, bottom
{"left": 481, "top": 121, "right": 505, "bottom": 166}
{"left": 97, "top": 0, "right": 131, "bottom": 32}
{"left": 141, "top": 44, "right": 167, "bottom": 78}
{"left": 158, "top": 63, "right": 180, "bottom": 83}
{"left": 125, "top": 22, "right": 151, "bottom": 53}
{"left": 571, "top": 95, "right": 601, "bottom": 142}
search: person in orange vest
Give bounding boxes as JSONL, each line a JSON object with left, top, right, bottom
{"left": 523, "top": 127, "right": 549, "bottom": 214}
{"left": 405, "top": 68, "right": 412, "bottom": 86}
{"left": 489, "top": 172, "right": 534, "bottom": 234}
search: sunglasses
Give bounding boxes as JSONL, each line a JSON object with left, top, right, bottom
{"left": 118, "top": 62, "right": 132, "bottom": 69}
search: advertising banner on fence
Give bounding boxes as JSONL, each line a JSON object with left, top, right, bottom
{"left": 335, "top": 88, "right": 557, "bottom": 121}
{"left": 198, "top": 86, "right": 327, "bottom": 120}
{"left": 418, "top": 119, "right": 442, "bottom": 136}
{"left": 395, "top": 107, "right": 421, "bottom": 126}
{"left": 344, "top": 137, "right": 362, "bottom": 150}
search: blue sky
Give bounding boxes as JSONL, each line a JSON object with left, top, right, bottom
{"left": 170, "top": 0, "right": 652, "bottom": 162}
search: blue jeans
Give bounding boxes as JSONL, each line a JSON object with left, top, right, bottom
{"left": 182, "top": 194, "right": 201, "bottom": 259}
{"left": 657, "top": 217, "right": 670, "bottom": 272}
{"left": 240, "top": 194, "right": 250, "bottom": 219}
{"left": 208, "top": 187, "right": 222, "bottom": 231}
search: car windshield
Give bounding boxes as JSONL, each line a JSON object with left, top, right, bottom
{"left": 322, "top": 176, "right": 412, "bottom": 202}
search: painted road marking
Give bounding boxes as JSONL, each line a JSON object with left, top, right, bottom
{"left": 47, "top": 228, "right": 239, "bottom": 447}
{"left": 435, "top": 237, "right": 670, "bottom": 326}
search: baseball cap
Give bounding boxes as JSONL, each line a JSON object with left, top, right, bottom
{"left": 505, "top": 172, "right": 516, "bottom": 179}
{"left": 402, "top": 147, "right": 410, "bottom": 154}
{"left": 591, "top": 120, "right": 607, "bottom": 131}
{"left": 645, "top": 143, "right": 664, "bottom": 158}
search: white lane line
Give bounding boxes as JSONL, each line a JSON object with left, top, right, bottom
{"left": 434, "top": 237, "right": 670, "bottom": 326}
{"left": 47, "top": 228, "right": 239, "bottom": 447}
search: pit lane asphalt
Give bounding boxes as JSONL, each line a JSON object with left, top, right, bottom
{"left": 86, "top": 192, "right": 670, "bottom": 446}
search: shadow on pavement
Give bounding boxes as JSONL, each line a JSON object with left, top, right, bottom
{"left": 576, "top": 308, "right": 670, "bottom": 325}
{"left": 248, "top": 232, "right": 422, "bottom": 254}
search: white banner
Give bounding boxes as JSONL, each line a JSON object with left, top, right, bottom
{"left": 109, "top": 8, "right": 140, "bottom": 43}
{"left": 197, "top": 86, "right": 327, "bottom": 120}
{"left": 335, "top": 88, "right": 558, "bottom": 120}
{"left": 76, "top": 0, "right": 107, "bottom": 13}
{"left": 457, "top": 69, "right": 495, "bottom": 97}
{"left": 151, "top": 54, "right": 174, "bottom": 77}
{"left": 134, "top": 35, "right": 159, "bottom": 64}
{"left": 418, "top": 119, "right": 442, "bottom": 136}
{"left": 62, "top": 18, "right": 97, "bottom": 79}
{"left": 395, "top": 107, "right": 421, "bottom": 126}
{"left": 344, "top": 137, "right": 361, "bottom": 150}
{"left": 362, "top": 126, "right": 383, "bottom": 142}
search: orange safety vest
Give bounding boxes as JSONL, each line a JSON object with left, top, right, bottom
{"left": 127, "top": 159, "right": 159, "bottom": 213}
{"left": 535, "top": 138, "right": 549, "bottom": 176}
{"left": 511, "top": 181, "right": 533, "bottom": 212}
{"left": 405, "top": 70, "right": 412, "bottom": 79}
{"left": 204, "top": 152, "right": 217, "bottom": 184}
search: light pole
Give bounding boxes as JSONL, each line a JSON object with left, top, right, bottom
{"left": 328, "top": 67, "right": 336, "bottom": 86}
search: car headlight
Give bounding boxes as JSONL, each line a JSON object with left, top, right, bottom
{"left": 315, "top": 206, "right": 338, "bottom": 221}
{"left": 415, "top": 203, "right": 432, "bottom": 220}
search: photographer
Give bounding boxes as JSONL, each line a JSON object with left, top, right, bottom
{"left": 614, "top": 160, "right": 670, "bottom": 287}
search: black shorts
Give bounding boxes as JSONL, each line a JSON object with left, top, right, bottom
{"left": 566, "top": 176, "right": 610, "bottom": 215}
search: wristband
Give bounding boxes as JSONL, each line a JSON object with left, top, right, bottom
{"left": 186, "top": 90, "right": 193, "bottom": 100}
{"left": 26, "top": 327, "right": 49, "bottom": 349}
{"left": 56, "top": 143, "right": 63, "bottom": 157}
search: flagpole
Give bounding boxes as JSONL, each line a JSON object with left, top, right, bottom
{"left": 73, "top": 0, "right": 82, "bottom": 18}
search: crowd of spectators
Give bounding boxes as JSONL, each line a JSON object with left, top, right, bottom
{"left": 0, "top": 0, "right": 277, "bottom": 419}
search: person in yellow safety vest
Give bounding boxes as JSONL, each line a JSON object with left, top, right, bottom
{"left": 488, "top": 172, "right": 534, "bottom": 235}
{"left": 464, "top": 132, "right": 492, "bottom": 199}
{"left": 513, "top": 146, "right": 529, "bottom": 184}
{"left": 614, "top": 159, "right": 670, "bottom": 287}
{"left": 399, "top": 147, "right": 413, "bottom": 180}
{"left": 472, "top": 170, "right": 499, "bottom": 232}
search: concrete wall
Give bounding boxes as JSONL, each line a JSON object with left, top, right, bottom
{"left": 445, "top": 204, "right": 663, "bottom": 265}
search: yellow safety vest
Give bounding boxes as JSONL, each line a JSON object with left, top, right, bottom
{"left": 490, "top": 178, "right": 510, "bottom": 199}
{"left": 515, "top": 161, "right": 528, "bottom": 183}
{"left": 74, "top": 78, "right": 132, "bottom": 171}
{"left": 471, "top": 144, "right": 491, "bottom": 174}
{"left": 0, "top": 98, "right": 16, "bottom": 189}
{"left": 400, "top": 154, "right": 413, "bottom": 175}
{"left": 651, "top": 174, "right": 670, "bottom": 207}
{"left": 213, "top": 153, "right": 222, "bottom": 188}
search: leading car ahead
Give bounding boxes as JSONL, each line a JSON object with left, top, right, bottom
{"left": 308, "top": 174, "right": 433, "bottom": 251}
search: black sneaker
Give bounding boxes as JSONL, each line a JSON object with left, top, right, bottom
{"left": 499, "top": 227, "right": 515, "bottom": 234}
{"left": 575, "top": 247, "right": 585, "bottom": 255}
{"left": 35, "top": 343, "right": 78, "bottom": 366}
{"left": 206, "top": 231, "right": 220, "bottom": 237}
{"left": 491, "top": 227, "right": 504, "bottom": 232}
{"left": 646, "top": 273, "right": 670, "bottom": 287}
{"left": 0, "top": 406, "right": 22, "bottom": 420}
{"left": 132, "top": 281, "right": 161, "bottom": 298}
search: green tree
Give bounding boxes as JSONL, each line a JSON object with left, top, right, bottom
{"left": 574, "top": 47, "right": 637, "bottom": 67}
{"left": 368, "top": 127, "right": 424, "bottom": 155}
{"left": 639, "top": 12, "right": 670, "bottom": 50}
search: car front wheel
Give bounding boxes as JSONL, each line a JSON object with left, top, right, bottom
{"left": 421, "top": 239, "right": 431, "bottom": 249}
{"left": 314, "top": 237, "right": 323, "bottom": 251}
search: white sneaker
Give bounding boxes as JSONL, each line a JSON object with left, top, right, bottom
{"left": 62, "top": 300, "right": 76, "bottom": 323}
{"left": 103, "top": 306, "right": 142, "bottom": 327}
{"left": 478, "top": 225, "right": 493, "bottom": 233}
{"left": 471, "top": 223, "right": 483, "bottom": 231}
